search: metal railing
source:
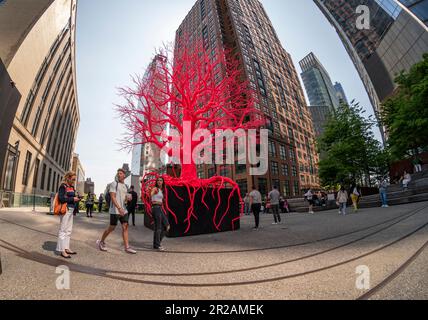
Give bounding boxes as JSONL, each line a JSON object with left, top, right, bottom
{"left": 0, "top": 190, "right": 49, "bottom": 208}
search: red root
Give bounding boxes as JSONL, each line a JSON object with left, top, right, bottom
{"left": 142, "top": 172, "right": 243, "bottom": 234}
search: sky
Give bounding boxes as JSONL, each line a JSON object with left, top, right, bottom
{"left": 76, "top": 0, "right": 381, "bottom": 195}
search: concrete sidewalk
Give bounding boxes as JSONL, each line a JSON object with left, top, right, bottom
{"left": 0, "top": 202, "right": 427, "bottom": 300}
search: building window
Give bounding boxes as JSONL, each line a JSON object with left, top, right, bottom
{"left": 258, "top": 178, "right": 267, "bottom": 196}
{"left": 47, "top": 168, "right": 52, "bottom": 191}
{"left": 292, "top": 165, "right": 297, "bottom": 177}
{"left": 282, "top": 164, "right": 289, "bottom": 176}
{"left": 268, "top": 141, "right": 277, "bottom": 157}
{"left": 53, "top": 172, "right": 57, "bottom": 192}
{"left": 293, "top": 181, "right": 300, "bottom": 196}
{"left": 279, "top": 145, "right": 287, "bottom": 160}
{"left": 208, "top": 167, "right": 216, "bottom": 178}
{"left": 33, "top": 159, "right": 40, "bottom": 188}
{"left": 22, "top": 151, "right": 32, "bottom": 186}
{"left": 237, "top": 179, "right": 248, "bottom": 195}
{"left": 236, "top": 163, "right": 247, "bottom": 175}
{"left": 271, "top": 161, "right": 279, "bottom": 176}
{"left": 40, "top": 164, "right": 47, "bottom": 190}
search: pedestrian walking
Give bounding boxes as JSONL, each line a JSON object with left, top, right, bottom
{"left": 243, "top": 193, "right": 250, "bottom": 216}
{"left": 151, "top": 178, "right": 170, "bottom": 251}
{"left": 379, "top": 178, "right": 389, "bottom": 208}
{"left": 304, "top": 189, "right": 315, "bottom": 214}
{"left": 337, "top": 186, "right": 348, "bottom": 216}
{"left": 350, "top": 184, "right": 361, "bottom": 212}
{"left": 98, "top": 194, "right": 104, "bottom": 213}
{"left": 268, "top": 186, "right": 281, "bottom": 225}
{"left": 85, "top": 192, "right": 95, "bottom": 218}
{"left": 249, "top": 186, "right": 262, "bottom": 230}
{"left": 127, "top": 186, "right": 138, "bottom": 227}
{"left": 73, "top": 192, "right": 81, "bottom": 216}
{"left": 56, "top": 172, "right": 79, "bottom": 259}
{"left": 96, "top": 169, "right": 137, "bottom": 254}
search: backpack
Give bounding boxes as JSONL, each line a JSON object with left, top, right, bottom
{"left": 104, "top": 182, "right": 118, "bottom": 209}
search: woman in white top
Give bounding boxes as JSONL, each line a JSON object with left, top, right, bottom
{"left": 151, "top": 177, "right": 170, "bottom": 251}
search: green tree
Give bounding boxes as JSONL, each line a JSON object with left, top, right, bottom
{"left": 318, "top": 101, "right": 388, "bottom": 187}
{"left": 381, "top": 53, "right": 428, "bottom": 160}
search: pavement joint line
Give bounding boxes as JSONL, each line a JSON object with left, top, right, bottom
{"left": 0, "top": 206, "right": 427, "bottom": 287}
{"left": 0, "top": 203, "right": 427, "bottom": 255}
{"left": 357, "top": 239, "right": 428, "bottom": 300}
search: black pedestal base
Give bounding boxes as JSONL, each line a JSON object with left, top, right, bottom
{"left": 144, "top": 186, "right": 240, "bottom": 238}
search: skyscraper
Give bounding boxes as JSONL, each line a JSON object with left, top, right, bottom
{"left": 314, "top": 0, "right": 428, "bottom": 141}
{"left": 334, "top": 82, "right": 349, "bottom": 106}
{"left": 175, "top": 0, "right": 320, "bottom": 196}
{"left": 0, "top": 0, "right": 80, "bottom": 206}
{"left": 130, "top": 54, "right": 167, "bottom": 186}
{"left": 299, "top": 52, "right": 341, "bottom": 110}
{"left": 397, "top": 0, "right": 428, "bottom": 26}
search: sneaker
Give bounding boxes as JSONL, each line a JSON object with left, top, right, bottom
{"left": 96, "top": 240, "right": 108, "bottom": 252}
{"left": 125, "top": 247, "right": 137, "bottom": 254}
{"left": 272, "top": 222, "right": 278, "bottom": 225}
{"left": 252, "top": 227, "right": 259, "bottom": 231}
{"left": 309, "top": 211, "right": 315, "bottom": 214}
{"left": 154, "top": 246, "right": 166, "bottom": 252}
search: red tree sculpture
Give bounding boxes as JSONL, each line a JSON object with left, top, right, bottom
{"left": 118, "top": 38, "right": 264, "bottom": 233}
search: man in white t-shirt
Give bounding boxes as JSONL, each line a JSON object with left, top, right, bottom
{"left": 268, "top": 186, "right": 281, "bottom": 225}
{"left": 96, "top": 168, "right": 136, "bottom": 254}
{"left": 249, "top": 186, "right": 262, "bottom": 230}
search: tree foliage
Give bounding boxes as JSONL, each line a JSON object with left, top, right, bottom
{"left": 318, "top": 101, "right": 388, "bottom": 187}
{"left": 381, "top": 53, "right": 428, "bottom": 159}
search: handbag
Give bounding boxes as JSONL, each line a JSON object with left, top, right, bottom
{"left": 53, "top": 193, "right": 67, "bottom": 216}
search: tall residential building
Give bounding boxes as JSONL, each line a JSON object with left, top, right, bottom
{"left": 130, "top": 54, "right": 167, "bottom": 190}
{"left": 0, "top": 0, "right": 80, "bottom": 206}
{"left": 71, "top": 153, "right": 85, "bottom": 195}
{"left": 299, "top": 52, "right": 341, "bottom": 111}
{"left": 314, "top": 0, "right": 428, "bottom": 141}
{"left": 309, "top": 105, "right": 332, "bottom": 138}
{"left": 175, "top": 0, "right": 320, "bottom": 196}
{"left": 334, "top": 82, "right": 349, "bottom": 105}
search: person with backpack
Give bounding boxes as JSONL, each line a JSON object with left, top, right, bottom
{"left": 337, "top": 186, "right": 349, "bottom": 216}
{"left": 98, "top": 194, "right": 104, "bottom": 213}
{"left": 85, "top": 192, "right": 95, "bottom": 218}
{"left": 55, "top": 171, "right": 80, "bottom": 259}
{"left": 96, "top": 169, "right": 137, "bottom": 254}
{"left": 268, "top": 186, "right": 281, "bottom": 225}
{"left": 249, "top": 186, "right": 262, "bottom": 230}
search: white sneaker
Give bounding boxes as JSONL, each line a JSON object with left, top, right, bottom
{"left": 272, "top": 222, "right": 278, "bottom": 225}
{"left": 96, "top": 240, "right": 107, "bottom": 252}
{"left": 125, "top": 247, "right": 137, "bottom": 254}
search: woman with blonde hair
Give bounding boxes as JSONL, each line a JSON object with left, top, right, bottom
{"left": 56, "top": 171, "right": 80, "bottom": 259}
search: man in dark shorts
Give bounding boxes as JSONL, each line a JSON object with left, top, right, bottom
{"left": 96, "top": 169, "right": 136, "bottom": 254}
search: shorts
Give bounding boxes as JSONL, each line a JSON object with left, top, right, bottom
{"left": 110, "top": 214, "right": 129, "bottom": 226}
{"left": 308, "top": 200, "right": 315, "bottom": 205}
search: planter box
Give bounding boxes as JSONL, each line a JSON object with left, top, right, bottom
{"left": 144, "top": 186, "right": 241, "bottom": 237}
